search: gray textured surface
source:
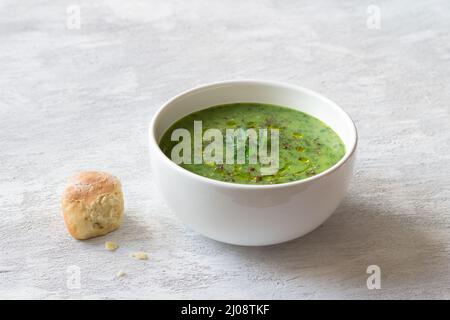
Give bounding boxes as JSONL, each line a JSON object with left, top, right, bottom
{"left": 0, "top": 0, "right": 449, "bottom": 299}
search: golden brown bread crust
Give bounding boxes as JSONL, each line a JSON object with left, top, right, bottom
{"left": 63, "top": 171, "right": 119, "bottom": 204}
{"left": 62, "top": 171, "right": 124, "bottom": 240}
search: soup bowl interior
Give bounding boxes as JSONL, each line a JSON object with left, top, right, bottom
{"left": 152, "top": 81, "right": 356, "bottom": 155}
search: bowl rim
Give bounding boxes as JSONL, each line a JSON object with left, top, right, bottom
{"left": 149, "top": 79, "right": 358, "bottom": 189}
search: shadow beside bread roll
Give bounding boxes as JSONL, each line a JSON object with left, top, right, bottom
{"left": 62, "top": 171, "right": 124, "bottom": 240}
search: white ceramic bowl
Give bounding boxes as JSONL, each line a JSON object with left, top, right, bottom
{"left": 149, "top": 80, "right": 357, "bottom": 246}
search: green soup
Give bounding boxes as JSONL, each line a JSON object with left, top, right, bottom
{"left": 159, "top": 103, "right": 345, "bottom": 185}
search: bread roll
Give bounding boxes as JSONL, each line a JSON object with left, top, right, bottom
{"left": 62, "top": 171, "right": 124, "bottom": 240}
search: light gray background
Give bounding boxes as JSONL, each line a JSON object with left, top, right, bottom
{"left": 0, "top": 0, "right": 449, "bottom": 299}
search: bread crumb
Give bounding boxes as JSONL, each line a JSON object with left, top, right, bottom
{"left": 131, "top": 251, "right": 148, "bottom": 260}
{"left": 116, "top": 270, "right": 126, "bottom": 277}
{"left": 105, "top": 241, "right": 119, "bottom": 251}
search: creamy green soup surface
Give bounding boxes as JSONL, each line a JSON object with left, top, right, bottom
{"left": 159, "top": 103, "right": 345, "bottom": 185}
